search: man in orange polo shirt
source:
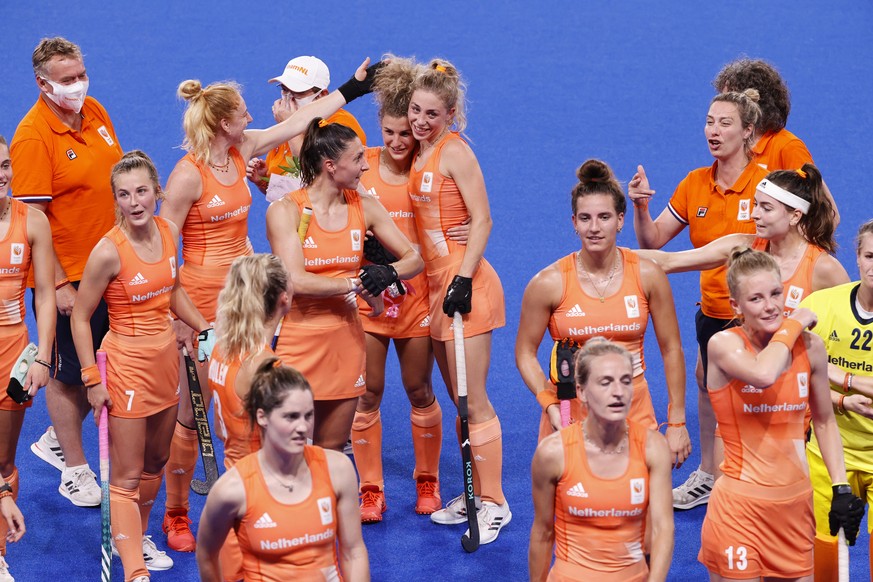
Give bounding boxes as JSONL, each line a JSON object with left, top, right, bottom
{"left": 246, "top": 55, "right": 367, "bottom": 200}
{"left": 10, "top": 37, "right": 122, "bottom": 508}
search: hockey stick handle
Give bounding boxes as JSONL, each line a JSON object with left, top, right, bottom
{"left": 96, "top": 350, "right": 111, "bottom": 582}
{"left": 270, "top": 207, "right": 312, "bottom": 351}
{"left": 838, "top": 528, "right": 849, "bottom": 582}
{"left": 560, "top": 400, "right": 571, "bottom": 428}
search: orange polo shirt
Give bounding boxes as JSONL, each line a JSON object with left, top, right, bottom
{"left": 753, "top": 129, "right": 813, "bottom": 172}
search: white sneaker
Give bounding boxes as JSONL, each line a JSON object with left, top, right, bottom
{"left": 672, "top": 467, "right": 715, "bottom": 510}
{"left": 430, "top": 493, "right": 481, "bottom": 525}
{"left": 112, "top": 536, "right": 173, "bottom": 571}
{"left": 59, "top": 465, "right": 101, "bottom": 507}
{"left": 132, "top": 577, "right": 150, "bottom": 582}
{"left": 470, "top": 500, "right": 512, "bottom": 545}
{"left": 30, "top": 426, "right": 65, "bottom": 471}
{"left": 343, "top": 439, "right": 353, "bottom": 456}
{"left": 0, "top": 555, "right": 14, "bottom": 582}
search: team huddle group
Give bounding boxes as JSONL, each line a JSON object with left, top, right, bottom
{"left": 0, "top": 34, "right": 871, "bottom": 582}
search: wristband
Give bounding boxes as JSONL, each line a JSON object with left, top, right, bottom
{"left": 666, "top": 403, "right": 686, "bottom": 427}
{"left": 848, "top": 373, "right": 855, "bottom": 391}
{"left": 55, "top": 278, "right": 70, "bottom": 290}
{"left": 837, "top": 394, "right": 846, "bottom": 415}
{"left": 770, "top": 318, "right": 804, "bottom": 350}
{"left": 0, "top": 482, "right": 12, "bottom": 499}
{"left": 35, "top": 358, "right": 51, "bottom": 369}
{"left": 80, "top": 364, "right": 101, "bottom": 387}
{"left": 536, "top": 388, "right": 559, "bottom": 411}
{"left": 833, "top": 483, "right": 852, "bottom": 495}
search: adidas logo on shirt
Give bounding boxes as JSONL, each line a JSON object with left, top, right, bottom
{"left": 206, "top": 195, "right": 226, "bottom": 208}
{"left": 354, "top": 375, "right": 366, "bottom": 388}
{"left": 419, "top": 315, "right": 430, "bottom": 327}
{"left": 303, "top": 236, "right": 318, "bottom": 249}
{"left": 829, "top": 330, "right": 840, "bottom": 342}
{"left": 354, "top": 439, "right": 369, "bottom": 445}
{"left": 253, "top": 512, "right": 278, "bottom": 529}
{"left": 565, "top": 304, "right": 586, "bottom": 317}
{"left": 129, "top": 272, "right": 149, "bottom": 285}
{"left": 421, "top": 432, "right": 435, "bottom": 439}
{"left": 566, "top": 482, "right": 589, "bottom": 498}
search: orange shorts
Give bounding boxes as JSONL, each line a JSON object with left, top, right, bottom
{"left": 101, "top": 327, "right": 180, "bottom": 418}
{"left": 548, "top": 557, "right": 647, "bottom": 582}
{"left": 178, "top": 262, "right": 232, "bottom": 325}
{"left": 274, "top": 314, "right": 365, "bottom": 401}
{"left": 0, "top": 324, "right": 33, "bottom": 411}
{"left": 699, "top": 476, "right": 814, "bottom": 578}
{"left": 425, "top": 254, "right": 505, "bottom": 342}
{"left": 537, "top": 374, "right": 655, "bottom": 441}
{"left": 359, "top": 270, "right": 430, "bottom": 338}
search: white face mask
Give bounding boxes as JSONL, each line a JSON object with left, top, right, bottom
{"left": 42, "top": 77, "right": 89, "bottom": 113}
{"left": 293, "top": 91, "right": 321, "bottom": 108}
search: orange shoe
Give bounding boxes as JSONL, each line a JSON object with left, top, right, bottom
{"left": 415, "top": 476, "right": 441, "bottom": 515}
{"left": 163, "top": 509, "right": 196, "bottom": 552}
{"left": 359, "top": 485, "right": 387, "bottom": 524}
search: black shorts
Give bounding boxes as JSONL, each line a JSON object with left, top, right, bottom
{"left": 695, "top": 308, "right": 738, "bottom": 388}
{"left": 32, "top": 281, "right": 110, "bottom": 386}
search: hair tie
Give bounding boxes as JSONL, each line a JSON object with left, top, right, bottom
{"left": 434, "top": 64, "right": 447, "bottom": 73}
{"left": 796, "top": 168, "right": 807, "bottom": 179}
{"left": 318, "top": 119, "right": 329, "bottom": 128}
{"left": 272, "top": 359, "right": 283, "bottom": 369}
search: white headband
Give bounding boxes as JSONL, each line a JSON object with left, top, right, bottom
{"left": 756, "top": 179, "right": 810, "bottom": 215}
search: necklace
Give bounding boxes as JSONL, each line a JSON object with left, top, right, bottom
{"left": 209, "top": 154, "right": 231, "bottom": 173}
{"left": 416, "top": 128, "right": 449, "bottom": 159}
{"left": 380, "top": 148, "right": 408, "bottom": 177}
{"left": 0, "top": 198, "right": 10, "bottom": 222}
{"left": 583, "top": 420, "right": 629, "bottom": 455}
{"left": 264, "top": 464, "right": 295, "bottom": 492}
{"left": 577, "top": 249, "right": 620, "bottom": 303}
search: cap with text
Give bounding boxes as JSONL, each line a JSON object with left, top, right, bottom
{"left": 269, "top": 56, "right": 330, "bottom": 92}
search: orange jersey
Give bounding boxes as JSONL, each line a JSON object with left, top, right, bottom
{"left": 752, "top": 238, "right": 824, "bottom": 316}
{"left": 407, "top": 132, "right": 470, "bottom": 263}
{"left": 265, "top": 109, "right": 366, "bottom": 178}
{"left": 357, "top": 147, "right": 430, "bottom": 337}
{"left": 179, "top": 148, "right": 252, "bottom": 267}
{"left": 0, "top": 199, "right": 31, "bottom": 325}
{"left": 10, "top": 97, "right": 122, "bottom": 283}
{"left": 753, "top": 129, "right": 813, "bottom": 172}
{"left": 710, "top": 327, "right": 811, "bottom": 487}
{"left": 103, "top": 217, "right": 176, "bottom": 337}
{"left": 552, "top": 422, "right": 649, "bottom": 579}
{"left": 667, "top": 162, "right": 766, "bottom": 318}
{"left": 209, "top": 349, "right": 263, "bottom": 468}
{"left": 548, "top": 249, "right": 648, "bottom": 376}
{"left": 235, "top": 448, "right": 341, "bottom": 581}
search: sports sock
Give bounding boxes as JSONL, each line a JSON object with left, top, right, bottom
{"left": 110, "top": 484, "right": 147, "bottom": 580}
{"left": 410, "top": 399, "right": 442, "bottom": 479}
{"left": 455, "top": 416, "right": 480, "bottom": 495}
{"left": 351, "top": 409, "right": 383, "bottom": 490}
{"left": 812, "top": 534, "right": 838, "bottom": 582}
{"left": 138, "top": 471, "right": 164, "bottom": 533}
{"left": 165, "top": 423, "right": 198, "bottom": 512}
{"left": 0, "top": 468, "right": 19, "bottom": 554}
{"left": 469, "top": 416, "right": 505, "bottom": 505}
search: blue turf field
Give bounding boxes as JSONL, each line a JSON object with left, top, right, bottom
{"left": 2, "top": 2, "right": 873, "bottom": 580}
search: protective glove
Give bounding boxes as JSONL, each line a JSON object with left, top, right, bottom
{"left": 363, "top": 233, "right": 398, "bottom": 265}
{"left": 197, "top": 328, "right": 216, "bottom": 363}
{"left": 360, "top": 264, "right": 401, "bottom": 297}
{"left": 829, "top": 483, "right": 865, "bottom": 545}
{"left": 442, "top": 275, "right": 472, "bottom": 316}
{"left": 550, "top": 339, "right": 581, "bottom": 401}
{"left": 338, "top": 61, "right": 386, "bottom": 103}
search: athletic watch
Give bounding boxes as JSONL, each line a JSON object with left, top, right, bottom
{"left": 0, "top": 482, "right": 12, "bottom": 499}
{"left": 833, "top": 484, "right": 853, "bottom": 496}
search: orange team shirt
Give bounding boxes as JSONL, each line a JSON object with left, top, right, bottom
{"left": 548, "top": 249, "right": 649, "bottom": 377}
{"left": 0, "top": 200, "right": 31, "bottom": 325}
{"left": 102, "top": 217, "right": 177, "bottom": 336}
{"left": 209, "top": 348, "right": 264, "bottom": 469}
{"left": 753, "top": 129, "right": 813, "bottom": 172}
{"left": 10, "top": 96, "right": 122, "bottom": 284}
{"left": 553, "top": 421, "right": 649, "bottom": 575}
{"left": 667, "top": 161, "right": 767, "bottom": 319}
{"left": 407, "top": 132, "right": 470, "bottom": 263}
{"left": 752, "top": 238, "right": 824, "bottom": 316}
{"left": 180, "top": 148, "right": 252, "bottom": 267}
{"left": 357, "top": 147, "right": 429, "bottom": 330}
{"left": 235, "top": 447, "right": 341, "bottom": 582}
{"left": 710, "top": 327, "right": 811, "bottom": 487}
{"left": 284, "top": 188, "right": 365, "bottom": 327}
{"left": 264, "top": 109, "right": 366, "bottom": 178}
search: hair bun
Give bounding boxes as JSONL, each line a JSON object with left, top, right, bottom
{"left": 576, "top": 159, "right": 612, "bottom": 186}
{"left": 177, "top": 79, "right": 203, "bottom": 102}
{"left": 742, "top": 88, "right": 760, "bottom": 103}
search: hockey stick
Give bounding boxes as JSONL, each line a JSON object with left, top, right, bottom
{"left": 453, "top": 312, "right": 479, "bottom": 552}
{"left": 183, "top": 347, "right": 219, "bottom": 495}
{"left": 271, "top": 206, "right": 313, "bottom": 351}
{"left": 838, "top": 528, "right": 849, "bottom": 582}
{"left": 96, "top": 350, "right": 111, "bottom": 582}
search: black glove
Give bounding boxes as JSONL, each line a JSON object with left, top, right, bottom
{"left": 363, "top": 233, "right": 398, "bottom": 265}
{"left": 360, "top": 264, "right": 400, "bottom": 297}
{"left": 551, "top": 339, "right": 581, "bottom": 401}
{"left": 338, "top": 61, "right": 386, "bottom": 103}
{"left": 829, "top": 484, "right": 865, "bottom": 545}
{"left": 442, "top": 275, "right": 473, "bottom": 316}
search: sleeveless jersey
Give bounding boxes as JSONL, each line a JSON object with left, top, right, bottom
{"left": 209, "top": 348, "right": 263, "bottom": 468}
{"left": 752, "top": 238, "right": 824, "bottom": 315}
{"left": 548, "top": 249, "right": 649, "bottom": 376}
{"left": 710, "top": 327, "right": 810, "bottom": 487}
{"left": 235, "top": 447, "right": 340, "bottom": 581}
{"left": 103, "top": 217, "right": 176, "bottom": 336}
{"left": 357, "top": 147, "right": 430, "bottom": 332}
{"left": 0, "top": 199, "right": 31, "bottom": 325}
{"left": 180, "top": 148, "right": 252, "bottom": 267}
{"left": 407, "top": 132, "right": 469, "bottom": 263}
{"left": 802, "top": 283, "right": 873, "bottom": 471}
{"left": 553, "top": 421, "right": 649, "bottom": 574}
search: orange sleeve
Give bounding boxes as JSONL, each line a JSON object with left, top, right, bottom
{"left": 667, "top": 172, "right": 694, "bottom": 225}
{"left": 10, "top": 135, "right": 54, "bottom": 202}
